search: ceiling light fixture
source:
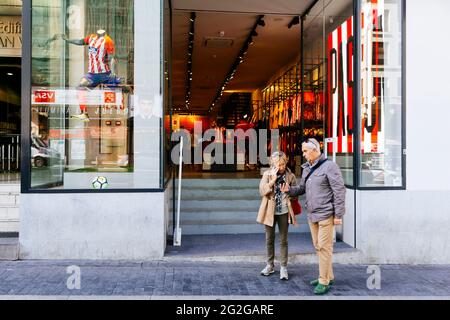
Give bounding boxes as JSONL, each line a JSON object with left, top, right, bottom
{"left": 288, "top": 16, "right": 300, "bottom": 29}
{"left": 257, "top": 17, "right": 266, "bottom": 27}
{"left": 185, "top": 12, "right": 196, "bottom": 111}
{"left": 208, "top": 15, "right": 265, "bottom": 113}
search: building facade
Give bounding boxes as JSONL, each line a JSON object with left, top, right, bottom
{"left": 0, "top": 0, "right": 448, "bottom": 263}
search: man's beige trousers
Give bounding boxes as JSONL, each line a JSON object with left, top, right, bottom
{"left": 309, "top": 216, "right": 335, "bottom": 286}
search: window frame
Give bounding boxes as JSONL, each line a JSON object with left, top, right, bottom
{"left": 303, "top": 0, "right": 406, "bottom": 190}
{"left": 354, "top": 0, "right": 406, "bottom": 191}
{"left": 21, "top": 0, "right": 168, "bottom": 194}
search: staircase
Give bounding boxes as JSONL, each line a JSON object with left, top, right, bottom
{"left": 0, "top": 237, "right": 19, "bottom": 261}
{"left": 170, "top": 179, "right": 310, "bottom": 235}
{"left": 0, "top": 184, "right": 20, "bottom": 233}
{"left": 0, "top": 183, "right": 20, "bottom": 260}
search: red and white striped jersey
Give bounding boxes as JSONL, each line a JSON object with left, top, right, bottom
{"left": 84, "top": 34, "right": 115, "bottom": 74}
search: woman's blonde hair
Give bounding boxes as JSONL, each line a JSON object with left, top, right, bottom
{"left": 270, "top": 151, "right": 287, "bottom": 167}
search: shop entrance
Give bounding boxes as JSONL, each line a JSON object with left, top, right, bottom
{"left": 171, "top": 9, "right": 304, "bottom": 179}
{"left": 0, "top": 2, "right": 22, "bottom": 236}
{"left": 168, "top": 0, "right": 356, "bottom": 251}
{"left": 0, "top": 58, "right": 20, "bottom": 180}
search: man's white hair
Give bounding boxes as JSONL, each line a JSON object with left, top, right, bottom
{"left": 303, "top": 138, "right": 322, "bottom": 153}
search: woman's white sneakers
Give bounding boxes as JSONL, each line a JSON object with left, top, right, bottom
{"left": 260, "top": 265, "right": 275, "bottom": 276}
{"left": 280, "top": 267, "right": 289, "bottom": 281}
{"left": 261, "top": 265, "right": 289, "bottom": 280}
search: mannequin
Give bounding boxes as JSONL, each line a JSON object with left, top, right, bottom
{"left": 61, "top": 29, "right": 121, "bottom": 121}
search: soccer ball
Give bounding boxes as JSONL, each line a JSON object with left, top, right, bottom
{"left": 92, "top": 176, "right": 109, "bottom": 189}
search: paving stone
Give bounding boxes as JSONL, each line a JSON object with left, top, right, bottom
{"left": 0, "top": 261, "right": 449, "bottom": 297}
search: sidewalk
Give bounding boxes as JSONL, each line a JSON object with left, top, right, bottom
{"left": 0, "top": 260, "right": 449, "bottom": 299}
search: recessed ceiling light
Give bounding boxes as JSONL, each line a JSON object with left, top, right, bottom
{"left": 7, "top": 73, "right": 13, "bottom": 76}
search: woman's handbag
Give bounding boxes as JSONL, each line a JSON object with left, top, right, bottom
{"left": 291, "top": 198, "right": 302, "bottom": 216}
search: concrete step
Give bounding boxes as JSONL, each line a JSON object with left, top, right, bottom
{"left": 173, "top": 211, "right": 257, "bottom": 222}
{"left": 164, "top": 234, "right": 361, "bottom": 263}
{"left": 180, "top": 199, "right": 261, "bottom": 212}
{"left": 168, "top": 223, "right": 311, "bottom": 235}
{"left": 164, "top": 248, "right": 363, "bottom": 264}
{"left": 0, "top": 185, "right": 20, "bottom": 214}
{"left": 0, "top": 207, "right": 20, "bottom": 220}
{"left": 180, "top": 179, "right": 260, "bottom": 188}
{"left": 0, "top": 194, "right": 19, "bottom": 207}
{"left": 171, "top": 211, "right": 309, "bottom": 223}
{"left": 0, "top": 238, "right": 19, "bottom": 261}
{"left": 0, "top": 184, "right": 20, "bottom": 193}
{"left": 181, "top": 189, "right": 260, "bottom": 200}
{"left": 0, "top": 220, "right": 20, "bottom": 233}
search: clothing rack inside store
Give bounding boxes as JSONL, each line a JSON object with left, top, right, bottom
{"left": 255, "top": 59, "right": 326, "bottom": 174}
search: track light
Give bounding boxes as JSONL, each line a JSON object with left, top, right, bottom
{"left": 186, "top": 12, "right": 196, "bottom": 110}
{"left": 210, "top": 15, "right": 264, "bottom": 112}
{"left": 257, "top": 18, "right": 265, "bottom": 27}
{"left": 288, "top": 16, "right": 300, "bottom": 29}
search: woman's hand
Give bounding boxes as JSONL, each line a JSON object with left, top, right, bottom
{"left": 290, "top": 217, "right": 299, "bottom": 227}
{"left": 281, "top": 183, "right": 290, "bottom": 193}
{"left": 269, "top": 167, "right": 279, "bottom": 184}
{"left": 334, "top": 218, "right": 343, "bottom": 225}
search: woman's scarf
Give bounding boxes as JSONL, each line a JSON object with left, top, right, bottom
{"left": 275, "top": 173, "right": 287, "bottom": 213}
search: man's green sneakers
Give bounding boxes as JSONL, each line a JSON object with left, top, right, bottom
{"left": 314, "top": 284, "right": 331, "bottom": 295}
{"left": 310, "top": 279, "right": 335, "bottom": 287}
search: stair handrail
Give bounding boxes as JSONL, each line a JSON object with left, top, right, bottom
{"left": 173, "top": 136, "right": 183, "bottom": 247}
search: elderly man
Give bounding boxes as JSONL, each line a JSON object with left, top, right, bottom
{"left": 282, "top": 138, "right": 346, "bottom": 295}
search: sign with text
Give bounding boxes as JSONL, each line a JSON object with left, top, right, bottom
{"left": 32, "top": 88, "right": 124, "bottom": 107}
{"left": 0, "top": 16, "right": 22, "bottom": 57}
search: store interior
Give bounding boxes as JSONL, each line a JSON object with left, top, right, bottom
{"left": 170, "top": 0, "right": 353, "bottom": 178}
{"left": 0, "top": 0, "right": 22, "bottom": 183}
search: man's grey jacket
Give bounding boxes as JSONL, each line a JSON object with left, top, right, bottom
{"left": 290, "top": 154, "right": 346, "bottom": 223}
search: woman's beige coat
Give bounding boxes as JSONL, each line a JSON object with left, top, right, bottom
{"left": 257, "top": 168, "right": 298, "bottom": 227}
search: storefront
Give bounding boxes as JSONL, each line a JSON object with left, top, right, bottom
{"left": 197, "top": 0, "right": 405, "bottom": 247}
{"left": 0, "top": 0, "right": 22, "bottom": 234}
{"left": 14, "top": 0, "right": 450, "bottom": 264}
{"left": 19, "top": 0, "right": 172, "bottom": 259}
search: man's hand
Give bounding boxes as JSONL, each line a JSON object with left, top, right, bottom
{"left": 334, "top": 218, "right": 343, "bottom": 225}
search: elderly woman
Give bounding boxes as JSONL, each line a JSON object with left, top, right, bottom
{"left": 257, "top": 151, "right": 298, "bottom": 280}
